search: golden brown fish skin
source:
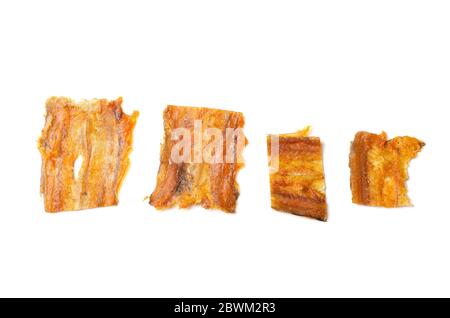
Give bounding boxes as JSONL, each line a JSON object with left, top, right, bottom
{"left": 149, "top": 105, "right": 246, "bottom": 213}
{"left": 349, "top": 131, "right": 425, "bottom": 208}
{"left": 38, "top": 97, "right": 139, "bottom": 212}
{"left": 267, "top": 129, "right": 328, "bottom": 221}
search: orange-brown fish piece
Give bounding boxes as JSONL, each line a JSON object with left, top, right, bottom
{"left": 149, "top": 105, "right": 247, "bottom": 213}
{"left": 38, "top": 97, "right": 139, "bottom": 212}
{"left": 267, "top": 127, "right": 328, "bottom": 221}
{"left": 349, "top": 131, "right": 425, "bottom": 207}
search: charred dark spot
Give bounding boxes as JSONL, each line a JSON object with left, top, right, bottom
{"left": 174, "top": 165, "right": 192, "bottom": 194}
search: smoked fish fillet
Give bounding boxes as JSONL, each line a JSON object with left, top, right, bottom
{"left": 349, "top": 131, "right": 425, "bottom": 207}
{"left": 38, "top": 97, "right": 139, "bottom": 212}
{"left": 267, "top": 127, "right": 328, "bottom": 221}
{"left": 149, "top": 105, "right": 247, "bottom": 213}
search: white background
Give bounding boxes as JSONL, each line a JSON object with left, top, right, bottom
{"left": 0, "top": 0, "right": 448, "bottom": 297}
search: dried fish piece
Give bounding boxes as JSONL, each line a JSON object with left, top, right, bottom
{"left": 267, "top": 127, "right": 328, "bottom": 221}
{"left": 149, "top": 105, "right": 247, "bottom": 213}
{"left": 38, "top": 97, "right": 139, "bottom": 212}
{"left": 349, "top": 131, "right": 425, "bottom": 207}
